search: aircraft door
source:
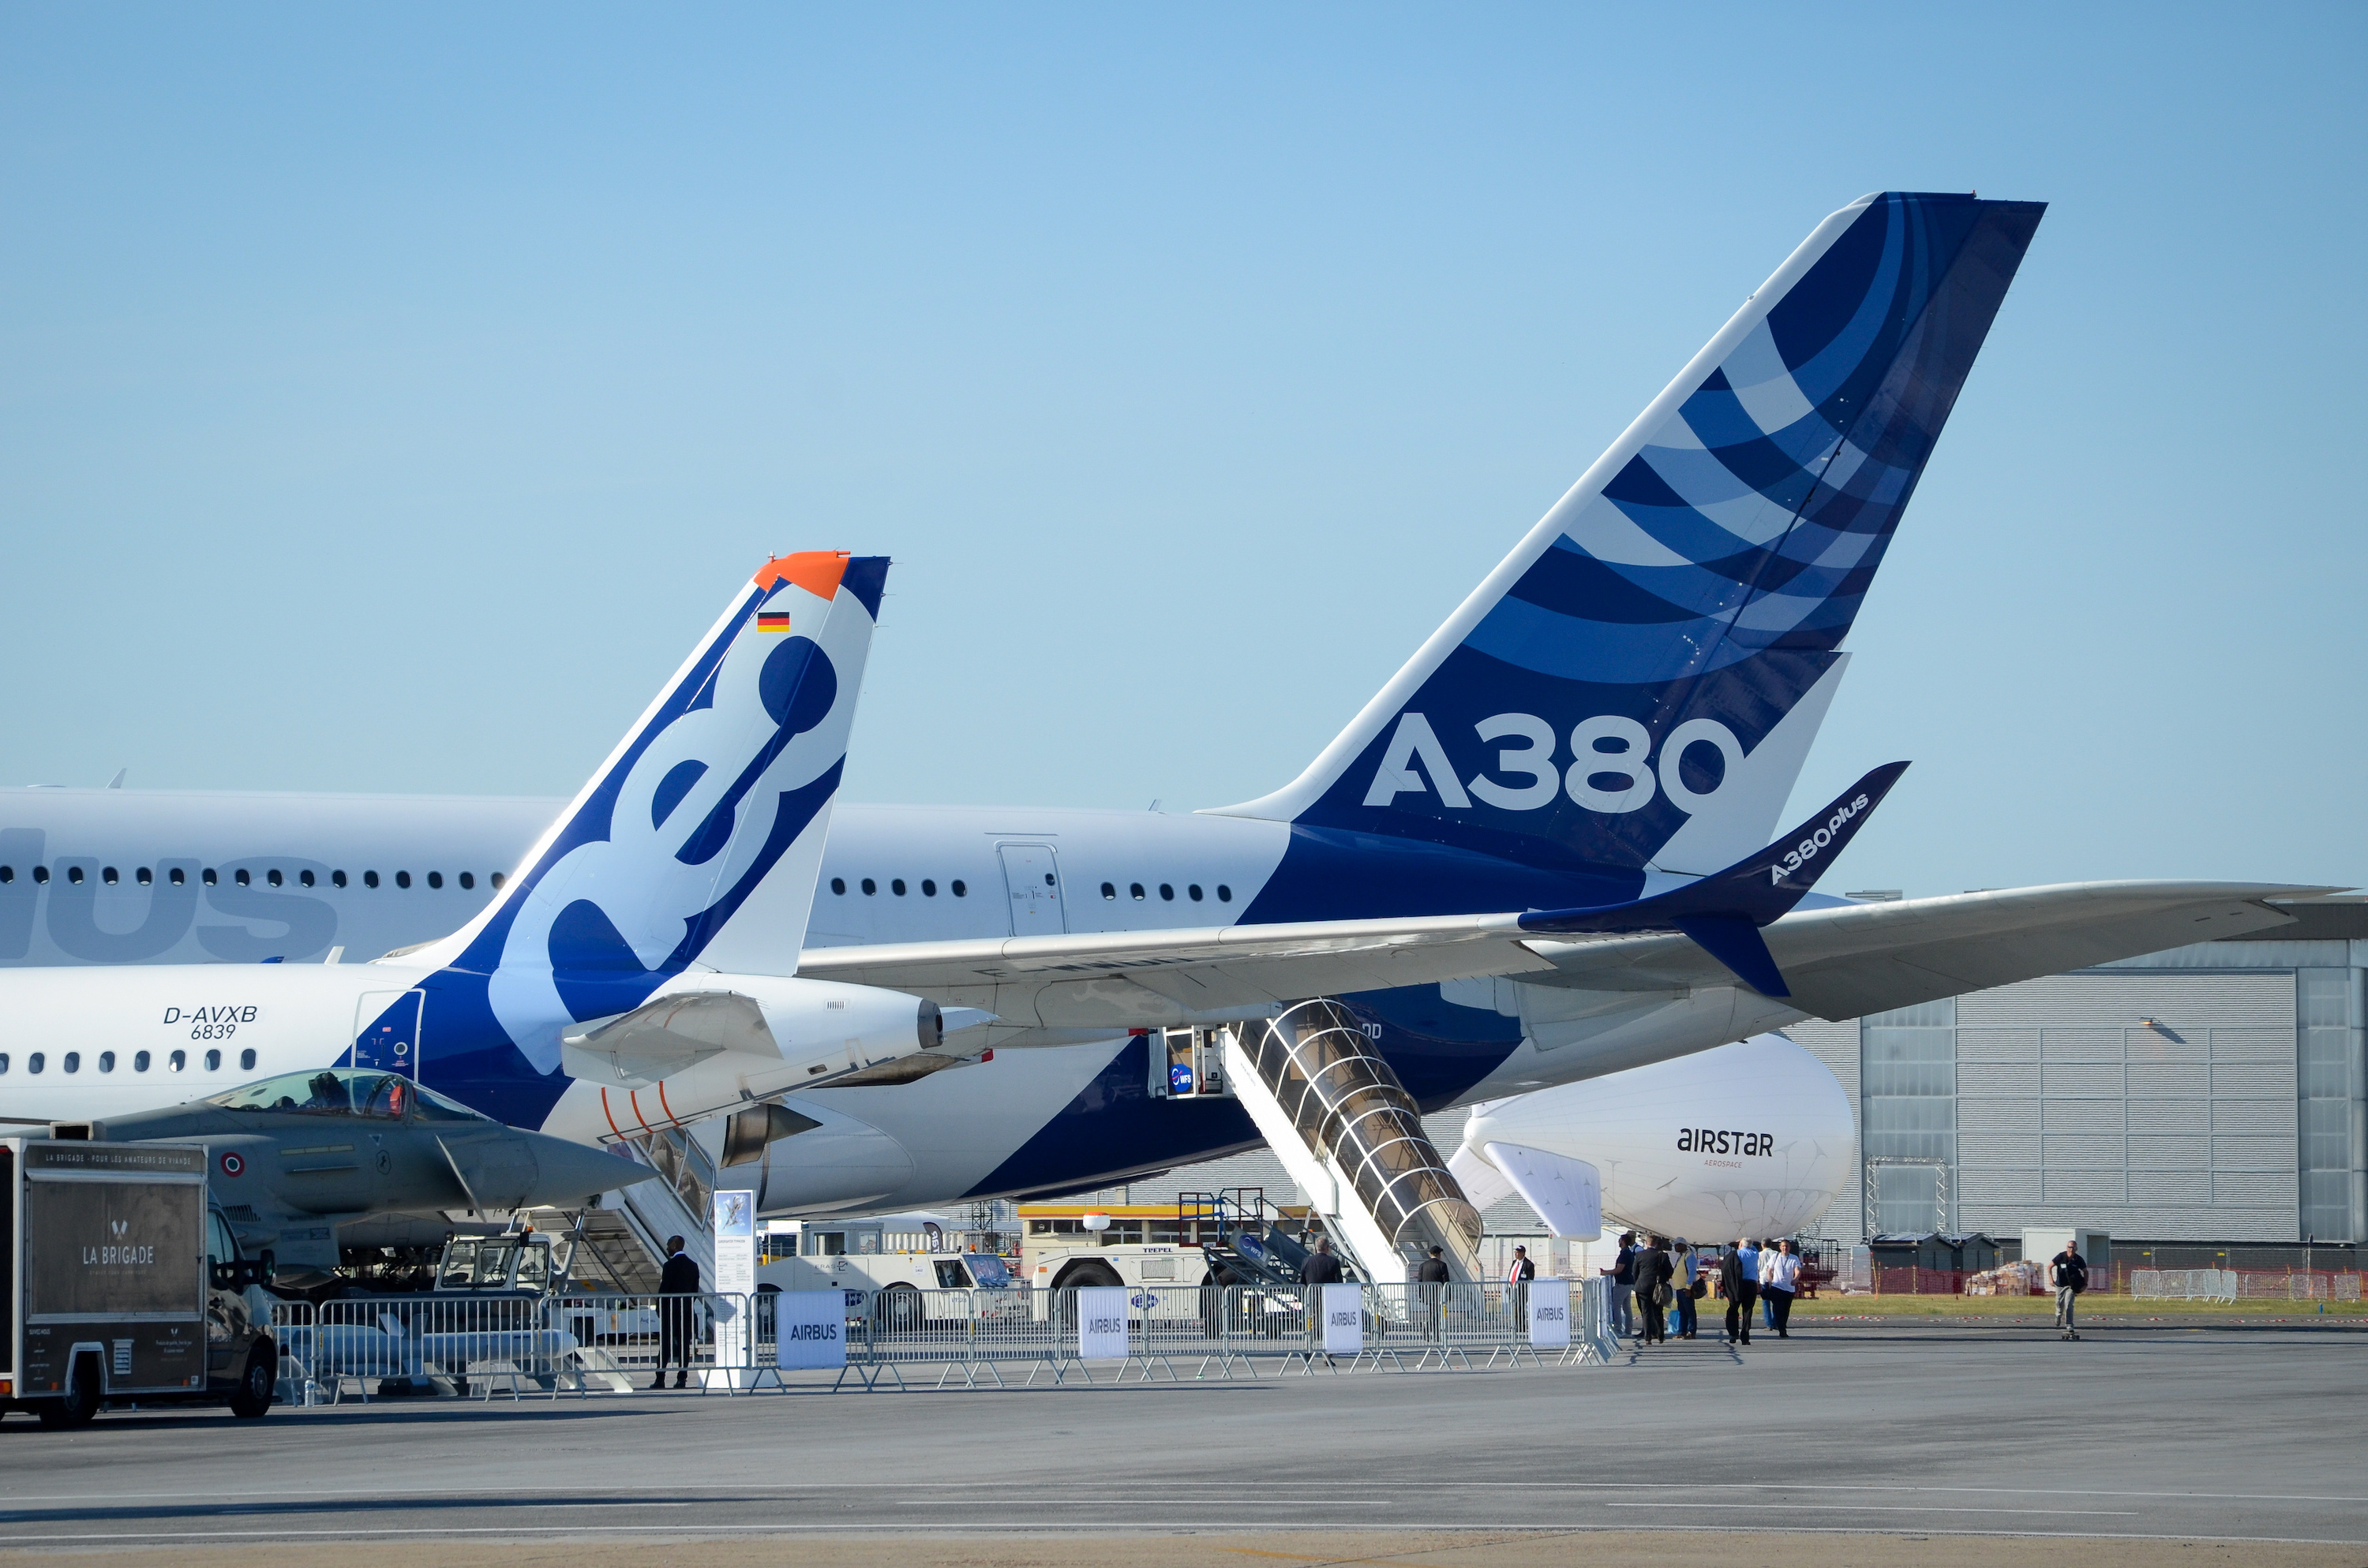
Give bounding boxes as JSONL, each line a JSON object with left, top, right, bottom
{"left": 996, "top": 844, "right": 1066, "bottom": 936}
{"left": 351, "top": 989, "right": 425, "bottom": 1077}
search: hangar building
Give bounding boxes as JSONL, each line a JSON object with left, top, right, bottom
{"left": 1789, "top": 899, "right": 2368, "bottom": 1247}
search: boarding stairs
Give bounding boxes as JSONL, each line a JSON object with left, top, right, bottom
{"left": 1220, "top": 999, "right": 1487, "bottom": 1286}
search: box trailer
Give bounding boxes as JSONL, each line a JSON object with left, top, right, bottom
{"left": 2, "top": 1137, "right": 275, "bottom": 1428}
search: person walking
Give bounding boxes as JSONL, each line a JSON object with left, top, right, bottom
{"left": 1760, "top": 1238, "right": 1801, "bottom": 1338}
{"left": 1602, "top": 1231, "right": 1639, "bottom": 1339}
{"left": 1672, "top": 1238, "right": 1699, "bottom": 1339}
{"left": 654, "top": 1235, "right": 700, "bottom": 1390}
{"left": 1636, "top": 1236, "right": 1673, "bottom": 1345}
{"left": 2051, "top": 1239, "right": 2089, "bottom": 1340}
{"left": 1416, "top": 1244, "right": 1452, "bottom": 1342}
{"left": 1720, "top": 1238, "right": 1758, "bottom": 1345}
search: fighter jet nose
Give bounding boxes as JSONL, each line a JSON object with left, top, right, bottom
{"left": 522, "top": 1130, "right": 659, "bottom": 1205}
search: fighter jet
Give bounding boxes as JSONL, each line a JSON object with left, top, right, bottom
{"left": 57, "top": 1067, "right": 654, "bottom": 1275}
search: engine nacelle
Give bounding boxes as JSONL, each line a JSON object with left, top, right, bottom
{"left": 1457, "top": 1032, "right": 1855, "bottom": 1243}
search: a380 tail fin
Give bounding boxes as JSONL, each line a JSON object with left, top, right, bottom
{"left": 407, "top": 552, "right": 888, "bottom": 1061}
{"left": 1217, "top": 193, "right": 2043, "bottom": 887}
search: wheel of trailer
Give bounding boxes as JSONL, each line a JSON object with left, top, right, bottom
{"left": 229, "top": 1346, "right": 275, "bottom": 1420}
{"left": 36, "top": 1353, "right": 102, "bottom": 1429}
{"left": 873, "top": 1283, "right": 924, "bottom": 1333}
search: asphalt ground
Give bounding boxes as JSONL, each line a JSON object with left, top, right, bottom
{"left": 1, "top": 1322, "right": 2362, "bottom": 1560}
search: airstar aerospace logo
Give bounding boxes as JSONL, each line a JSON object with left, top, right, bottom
{"left": 1677, "top": 1128, "right": 1773, "bottom": 1157}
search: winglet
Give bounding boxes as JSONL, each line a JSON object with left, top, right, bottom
{"left": 1517, "top": 761, "right": 1909, "bottom": 994}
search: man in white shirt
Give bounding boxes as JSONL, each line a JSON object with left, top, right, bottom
{"left": 1758, "top": 1238, "right": 1801, "bottom": 1338}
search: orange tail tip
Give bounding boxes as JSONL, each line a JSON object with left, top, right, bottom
{"left": 752, "top": 551, "right": 850, "bottom": 600}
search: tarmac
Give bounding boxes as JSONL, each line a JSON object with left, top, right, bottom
{"left": 2, "top": 1321, "right": 2362, "bottom": 1562}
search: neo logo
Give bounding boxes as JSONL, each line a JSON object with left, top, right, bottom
{"left": 1362, "top": 712, "right": 1746, "bottom": 817}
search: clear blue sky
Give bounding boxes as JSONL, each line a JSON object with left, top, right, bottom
{"left": 2, "top": 6, "right": 2361, "bottom": 898}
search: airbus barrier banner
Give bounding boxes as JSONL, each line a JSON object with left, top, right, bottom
{"left": 1076, "top": 1286, "right": 1130, "bottom": 1359}
{"left": 770, "top": 1290, "right": 847, "bottom": 1371}
{"left": 1321, "top": 1283, "right": 1363, "bottom": 1356}
{"left": 711, "top": 1190, "right": 756, "bottom": 1369}
{"left": 1528, "top": 1278, "right": 1572, "bottom": 1349}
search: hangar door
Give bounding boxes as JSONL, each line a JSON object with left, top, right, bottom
{"left": 997, "top": 844, "right": 1066, "bottom": 936}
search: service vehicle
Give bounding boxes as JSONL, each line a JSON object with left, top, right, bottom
{"left": 1020, "top": 1189, "right": 1336, "bottom": 1293}
{"left": 756, "top": 1213, "right": 1021, "bottom": 1327}
{"left": 0, "top": 1136, "right": 275, "bottom": 1428}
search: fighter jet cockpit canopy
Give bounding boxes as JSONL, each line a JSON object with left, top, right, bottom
{"left": 204, "top": 1068, "right": 489, "bottom": 1123}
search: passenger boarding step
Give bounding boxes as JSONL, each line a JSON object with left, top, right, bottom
{"left": 1221, "top": 999, "right": 1486, "bottom": 1287}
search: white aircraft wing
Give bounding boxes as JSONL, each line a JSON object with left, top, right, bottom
{"left": 1520, "top": 881, "right": 2334, "bottom": 1020}
{"left": 793, "top": 912, "right": 1557, "bottom": 1029}
{"left": 795, "top": 882, "right": 2334, "bottom": 1038}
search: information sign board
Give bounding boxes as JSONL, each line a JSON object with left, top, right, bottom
{"left": 1321, "top": 1283, "right": 1363, "bottom": 1355}
{"left": 1527, "top": 1278, "right": 1572, "bottom": 1349}
{"left": 770, "top": 1290, "right": 847, "bottom": 1370}
{"left": 1076, "top": 1285, "right": 1130, "bottom": 1358}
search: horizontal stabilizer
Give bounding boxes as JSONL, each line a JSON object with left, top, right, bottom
{"left": 1486, "top": 1141, "right": 1603, "bottom": 1240}
{"left": 1446, "top": 1139, "right": 1518, "bottom": 1213}
{"left": 560, "top": 990, "right": 778, "bottom": 1087}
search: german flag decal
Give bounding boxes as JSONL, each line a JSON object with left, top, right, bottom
{"left": 756, "top": 611, "right": 792, "bottom": 633}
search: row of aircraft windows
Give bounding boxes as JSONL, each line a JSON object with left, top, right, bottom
{"left": 830, "top": 878, "right": 969, "bottom": 898}
{"left": 1102, "top": 881, "right": 1230, "bottom": 904}
{"left": 0, "top": 1046, "right": 257, "bottom": 1076}
{"left": 0, "top": 865, "right": 507, "bottom": 892}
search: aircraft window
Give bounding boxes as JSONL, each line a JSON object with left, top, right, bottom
{"left": 332, "top": 870, "right": 347, "bottom": 888}
{"left": 266, "top": 869, "right": 282, "bottom": 887}
{"left": 891, "top": 878, "right": 906, "bottom": 896}
{"left": 202, "top": 868, "right": 216, "bottom": 885}
{"left": 170, "top": 1050, "right": 185, "bottom": 1072}
{"left": 0, "top": 866, "right": 9, "bottom": 882}
{"left": 0, "top": 1053, "right": 7, "bottom": 1073}
{"left": 299, "top": 869, "right": 315, "bottom": 887}
{"left": 170, "top": 867, "right": 186, "bottom": 885}
{"left": 490, "top": 872, "right": 505, "bottom": 889}
{"left": 240, "top": 1048, "right": 256, "bottom": 1070}
{"left": 28, "top": 1053, "right": 43, "bottom": 1074}
{"left": 395, "top": 871, "right": 412, "bottom": 889}
{"left": 103, "top": 866, "right": 118, "bottom": 885}
{"left": 1130, "top": 882, "right": 1145, "bottom": 900}
{"left": 134, "top": 1050, "right": 150, "bottom": 1072}
{"left": 428, "top": 871, "right": 444, "bottom": 889}
{"left": 1044, "top": 873, "right": 1056, "bottom": 886}
{"left": 922, "top": 879, "right": 937, "bottom": 896}
{"left": 1160, "top": 884, "right": 1175, "bottom": 901}
{"left": 1189, "top": 884, "right": 1203, "bottom": 901}
{"left": 32, "top": 865, "right": 48, "bottom": 885}
{"left": 364, "top": 871, "right": 380, "bottom": 888}
{"left": 204, "top": 1049, "right": 221, "bottom": 1072}
{"left": 99, "top": 1051, "right": 114, "bottom": 1072}
{"left": 459, "top": 872, "right": 474, "bottom": 890}
{"left": 951, "top": 880, "right": 967, "bottom": 896}
{"left": 1101, "top": 882, "right": 1116, "bottom": 899}
{"left": 861, "top": 878, "right": 876, "bottom": 896}
{"left": 235, "top": 869, "right": 251, "bottom": 887}
{"left": 67, "top": 865, "right": 84, "bottom": 885}
{"left": 137, "top": 866, "right": 152, "bottom": 885}
{"left": 830, "top": 878, "right": 846, "bottom": 895}
{"left": 63, "top": 1052, "right": 80, "bottom": 1073}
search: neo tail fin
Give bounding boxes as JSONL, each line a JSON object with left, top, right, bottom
{"left": 1216, "top": 193, "right": 2042, "bottom": 879}
{"left": 415, "top": 552, "right": 888, "bottom": 1051}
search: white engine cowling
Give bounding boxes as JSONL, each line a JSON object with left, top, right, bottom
{"left": 1458, "top": 1032, "right": 1855, "bottom": 1243}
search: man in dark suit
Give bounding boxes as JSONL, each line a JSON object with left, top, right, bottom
{"left": 1299, "top": 1237, "right": 1344, "bottom": 1357}
{"left": 1416, "top": 1244, "right": 1452, "bottom": 1340}
{"left": 1721, "top": 1237, "right": 1757, "bottom": 1345}
{"left": 655, "top": 1235, "right": 700, "bottom": 1390}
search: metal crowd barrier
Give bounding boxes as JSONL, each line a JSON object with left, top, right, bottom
{"left": 262, "top": 1278, "right": 1618, "bottom": 1404}
{"left": 2131, "top": 1268, "right": 2240, "bottom": 1304}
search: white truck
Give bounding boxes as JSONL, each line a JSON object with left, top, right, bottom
{"left": 755, "top": 1213, "right": 1021, "bottom": 1327}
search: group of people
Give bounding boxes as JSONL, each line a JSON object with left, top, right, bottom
{"left": 1601, "top": 1232, "right": 1804, "bottom": 1345}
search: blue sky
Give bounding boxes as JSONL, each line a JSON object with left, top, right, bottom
{"left": 2, "top": 6, "right": 2361, "bottom": 897}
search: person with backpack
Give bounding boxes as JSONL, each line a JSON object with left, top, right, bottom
{"left": 2051, "top": 1241, "right": 2089, "bottom": 1340}
{"left": 1635, "top": 1236, "right": 1674, "bottom": 1345}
